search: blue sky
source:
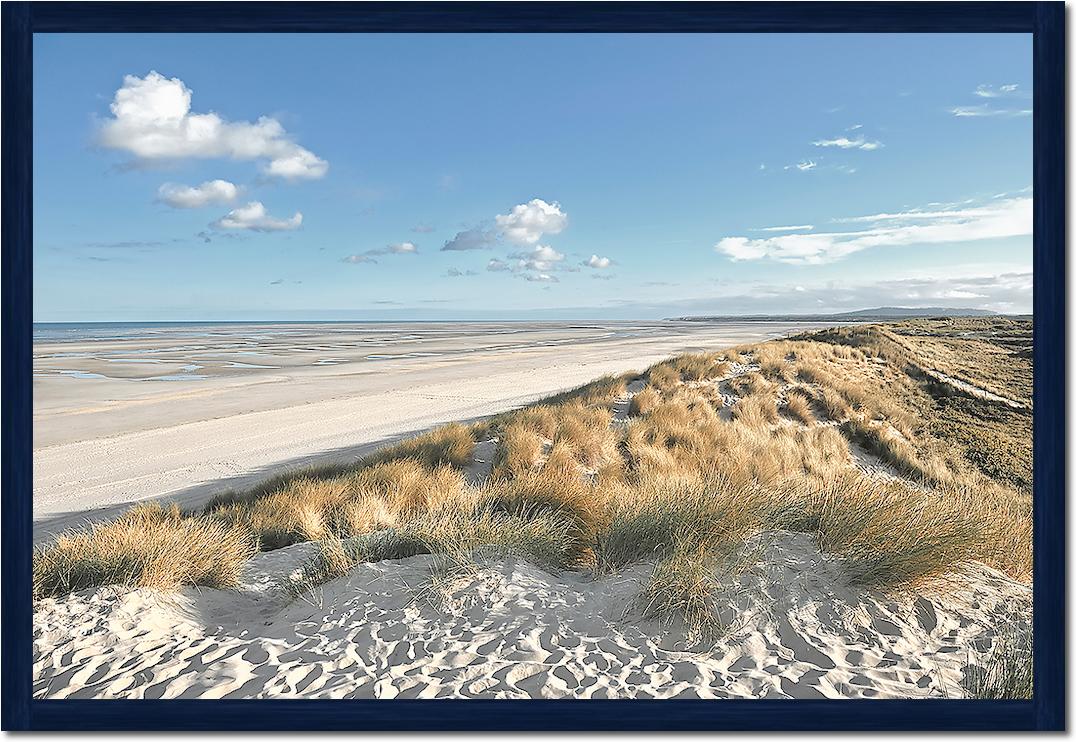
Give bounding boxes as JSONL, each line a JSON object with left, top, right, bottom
{"left": 34, "top": 33, "right": 1032, "bottom": 321}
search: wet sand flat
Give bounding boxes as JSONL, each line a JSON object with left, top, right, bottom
{"left": 33, "top": 320, "right": 839, "bottom": 540}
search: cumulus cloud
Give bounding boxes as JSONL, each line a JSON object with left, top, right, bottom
{"left": 157, "top": 179, "right": 238, "bottom": 208}
{"left": 211, "top": 202, "right": 302, "bottom": 232}
{"left": 100, "top": 71, "right": 328, "bottom": 179}
{"left": 495, "top": 199, "right": 567, "bottom": 245}
{"left": 584, "top": 254, "right": 612, "bottom": 269}
{"left": 442, "top": 228, "right": 497, "bottom": 251}
{"left": 523, "top": 273, "right": 558, "bottom": 283}
{"left": 508, "top": 245, "right": 566, "bottom": 272}
{"left": 812, "top": 136, "right": 882, "bottom": 151}
{"left": 487, "top": 258, "right": 511, "bottom": 272}
{"left": 715, "top": 196, "right": 1031, "bottom": 265}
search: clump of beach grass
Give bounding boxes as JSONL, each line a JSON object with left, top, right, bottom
{"left": 33, "top": 503, "right": 257, "bottom": 600}
{"left": 628, "top": 386, "right": 662, "bottom": 417}
{"left": 366, "top": 423, "right": 476, "bottom": 469}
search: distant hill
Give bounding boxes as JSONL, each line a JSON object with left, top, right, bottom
{"left": 827, "top": 307, "right": 998, "bottom": 320}
{"left": 673, "top": 307, "right": 999, "bottom": 322}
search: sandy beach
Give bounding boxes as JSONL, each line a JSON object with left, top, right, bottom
{"left": 33, "top": 534, "right": 1030, "bottom": 699}
{"left": 33, "top": 320, "right": 835, "bottom": 540}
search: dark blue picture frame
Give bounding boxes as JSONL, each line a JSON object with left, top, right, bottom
{"left": 1, "top": 1, "right": 1064, "bottom": 731}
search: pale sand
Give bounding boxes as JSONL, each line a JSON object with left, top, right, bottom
{"left": 34, "top": 320, "right": 838, "bottom": 540}
{"left": 33, "top": 531, "right": 1031, "bottom": 700}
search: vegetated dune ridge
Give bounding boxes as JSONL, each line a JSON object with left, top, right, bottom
{"left": 33, "top": 318, "right": 1034, "bottom": 700}
{"left": 33, "top": 320, "right": 827, "bottom": 538}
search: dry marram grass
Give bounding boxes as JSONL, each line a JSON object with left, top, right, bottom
{"left": 34, "top": 317, "right": 1033, "bottom": 638}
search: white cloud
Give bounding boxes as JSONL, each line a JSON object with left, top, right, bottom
{"left": 974, "top": 83, "right": 1020, "bottom": 98}
{"left": 715, "top": 196, "right": 1031, "bottom": 265}
{"left": 584, "top": 254, "right": 612, "bottom": 269}
{"left": 847, "top": 123, "right": 863, "bottom": 131}
{"left": 486, "top": 258, "right": 511, "bottom": 272}
{"left": 950, "top": 105, "right": 1031, "bottom": 118}
{"left": 100, "top": 71, "right": 328, "bottom": 179}
{"left": 212, "top": 201, "right": 302, "bottom": 232}
{"left": 792, "top": 160, "right": 817, "bottom": 171}
{"left": 758, "top": 224, "right": 814, "bottom": 233}
{"left": 812, "top": 136, "right": 883, "bottom": 151}
{"left": 365, "top": 242, "right": 418, "bottom": 256}
{"left": 523, "top": 273, "right": 558, "bottom": 283}
{"left": 157, "top": 179, "right": 238, "bottom": 208}
{"left": 342, "top": 254, "right": 377, "bottom": 264}
{"left": 508, "top": 244, "right": 565, "bottom": 272}
{"left": 495, "top": 199, "right": 567, "bottom": 245}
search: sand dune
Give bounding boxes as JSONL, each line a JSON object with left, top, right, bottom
{"left": 33, "top": 531, "right": 1030, "bottom": 700}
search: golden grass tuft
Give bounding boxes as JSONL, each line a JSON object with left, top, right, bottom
{"left": 782, "top": 390, "right": 815, "bottom": 424}
{"left": 367, "top": 423, "right": 476, "bottom": 469}
{"left": 33, "top": 503, "right": 257, "bottom": 600}
{"left": 628, "top": 386, "right": 662, "bottom": 417}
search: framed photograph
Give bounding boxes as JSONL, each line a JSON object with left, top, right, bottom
{"left": 2, "top": 1, "right": 1064, "bottom": 731}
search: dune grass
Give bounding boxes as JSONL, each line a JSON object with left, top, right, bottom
{"left": 33, "top": 503, "right": 257, "bottom": 600}
{"left": 35, "top": 317, "right": 1033, "bottom": 631}
{"left": 962, "top": 624, "right": 1034, "bottom": 700}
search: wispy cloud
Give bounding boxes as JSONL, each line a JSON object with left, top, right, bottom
{"left": 100, "top": 72, "right": 327, "bottom": 179}
{"left": 812, "top": 136, "right": 882, "bottom": 151}
{"left": 342, "top": 242, "right": 419, "bottom": 264}
{"left": 950, "top": 105, "right": 1031, "bottom": 118}
{"left": 522, "top": 273, "right": 558, "bottom": 283}
{"left": 715, "top": 196, "right": 1031, "bottom": 265}
{"left": 757, "top": 224, "right": 814, "bottom": 233}
{"left": 788, "top": 160, "right": 817, "bottom": 172}
{"left": 974, "top": 83, "right": 1020, "bottom": 98}
{"left": 411, "top": 224, "right": 436, "bottom": 234}
{"left": 365, "top": 242, "right": 418, "bottom": 256}
{"left": 444, "top": 267, "right": 478, "bottom": 277}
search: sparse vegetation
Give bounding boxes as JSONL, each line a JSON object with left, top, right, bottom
{"left": 962, "top": 624, "right": 1034, "bottom": 699}
{"left": 35, "top": 317, "right": 1034, "bottom": 648}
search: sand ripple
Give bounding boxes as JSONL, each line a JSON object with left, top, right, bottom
{"left": 33, "top": 532, "right": 1030, "bottom": 699}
